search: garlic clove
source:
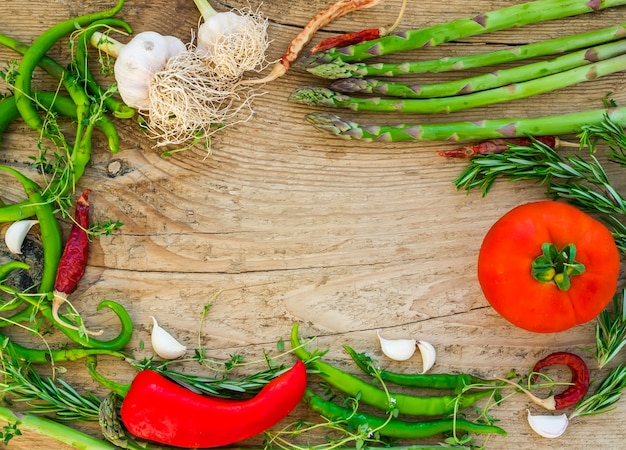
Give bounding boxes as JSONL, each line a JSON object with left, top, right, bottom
{"left": 377, "top": 330, "right": 416, "bottom": 361}
{"left": 150, "top": 316, "right": 187, "bottom": 360}
{"left": 527, "top": 410, "right": 569, "bottom": 438}
{"left": 416, "top": 340, "right": 437, "bottom": 374}
{"left": 4, "top": 220, "right": 38, "bottom": 254}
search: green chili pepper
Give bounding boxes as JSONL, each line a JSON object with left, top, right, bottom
{"left": 344, "top": 346, "right": 494, "bottom": 394}
{"left": 290, "top": 324, "right": 493, "bottom": 416}
{"left": 0, "top": 261, "right": 30, "bottom": 283}
{"left": 303, "top": 389, "right": 507, "bottom": 439}
{"left": 73, "top": 19, "right": 135, "bottom": 119}
{"left": 12, "top": 0, "right": 125, "bottom": 133}
{"left": 0, "top": 330, "right": 125, "bottom": 364}
{"left": 0, "top": 33, "right": 121, "bottom": 154}
{"left": 0, "top": 168, "right": 133, "bottom": 350}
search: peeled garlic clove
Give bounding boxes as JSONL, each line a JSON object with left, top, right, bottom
{"left": 527, "top": 410, "right": 569, "bottom": 438}
{"left": 416, "top": 340, "right": 436, "bottom": 374}
{"left": 4, "top": 220, "right": 38, "bottom": 254}
{"left": 150, "top": 316, "right": 187, "bottom": 360}
{"left": 377, "top": 330, "right": 416, "bottom": 361}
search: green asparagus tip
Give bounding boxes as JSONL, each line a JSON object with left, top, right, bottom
{"left": 289, "top": 87, "right": 348, "bottom": 108}
{"left": 305, "top": 113, "right": 366, "bottom": 141}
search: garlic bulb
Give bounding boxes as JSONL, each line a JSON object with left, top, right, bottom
{"left": 4, "top": 220, "right": 38, "bottom": 254}
{"left": 527, "top": 410, "right": 569, "bottom": 438}
{"left": 150, "top": 316, "right": 187, "bottom": 360}
{"left": 113, "top": 32, "right": 186, "bottom": 110}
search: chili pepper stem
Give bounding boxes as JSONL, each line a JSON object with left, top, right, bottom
{"left": 493, "top": 376, "right": 557, "bottom": 410}
{"left": 51, "top": 291, "right": 104, "bottom": 336}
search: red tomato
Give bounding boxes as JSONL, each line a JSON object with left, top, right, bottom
{"left": 477, "top": 201, "right": 620, "bottom": 333}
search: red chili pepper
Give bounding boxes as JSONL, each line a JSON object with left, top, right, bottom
{"left": 310, "top": 28, "right": 381, "bottom": 54}
{"left": 51, "top": 190, "right": 101, "bottom": 335}
{"left": 531, "top": 351, "right": 590, "bottom": 410}
{"left": 120, "top": 360, "right": 308, "bottom": 448}
{"left": 437, "top": 136, "right": 559, "bottom": 158}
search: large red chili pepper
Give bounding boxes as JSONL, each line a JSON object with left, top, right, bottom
{"left": 531, "top": 351, "right": 590, "bottom": 410}
{"left": 120, "top": 360, "right": 308, "bottom": 448}
{"left": 51, "top": 190, "right": 101, "bottom": 335}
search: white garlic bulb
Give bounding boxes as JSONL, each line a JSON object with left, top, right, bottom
{"left": 527, "top": 410, "right": 569, "bottom": 438}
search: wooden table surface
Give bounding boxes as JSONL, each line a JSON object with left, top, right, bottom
{"left": 1, "top": 0, "right": 625, "bottom": 449}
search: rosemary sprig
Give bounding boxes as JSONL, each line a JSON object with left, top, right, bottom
{"left": 570, "top": 364, "right": 626, "bottom": 419}
{"left": 595, "top": 289, "right": 626, "bottom": 368}
{"left": 455, "top": 115, "right": 626, "bottom": 252}
{"left": 0, "top": 351, "right": 101, "bottom": 422}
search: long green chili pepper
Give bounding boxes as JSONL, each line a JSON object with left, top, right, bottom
{"left": 330, "top": 40, "right": 626, "bottom": 99}
{"left": 301, "top": 0, "right": 626, "bottom": 66}
{"left": 73, "top": 19, "right": 135, "bottom": 119}
{"left": 343, "top": 346, "right": 493, "bottom": 394}
{"left": 0, "top": 168, "right": 133, "bottom": 350}
{"left": 303, "top": 389, "right": 507, "bottom": 439}
{"left": 304, "top": 106, "right": 626, "bottom": 142}
{"left": 290, "top": 324, "right": 493, "bottom": 416}
{"left": 0, "top": 330, "right": 125, "bottom": 364}
{"left": 0, "top": 33, "right": 121, "bottom": 153}
{"left": 305, "top": 21, "right": 626, "bottom": 79}
{"left": 292, "top": 54, "right": 626, "bottom": 114}
{"left": 0, "top": 261, "right": 30, "bottom": 283}
{"left": 0, "top": 166, "right": 62, "bottom": 293}
{"left": 12, "top": 0, "right": 125, "bottom": 132}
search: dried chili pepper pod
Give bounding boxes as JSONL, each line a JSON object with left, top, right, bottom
{"left": 531, "top": 351, "right": 590, "bottom": 410}
{"left": 52, "top": 190, "right": 102, "bottom": 335}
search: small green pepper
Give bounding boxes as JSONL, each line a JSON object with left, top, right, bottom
{"left": 290, "top": 324, "right": 493, "bottom": 417}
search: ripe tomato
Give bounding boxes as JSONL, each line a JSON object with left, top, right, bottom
{"left": 477, "top": 201, "right": 620, "bottom": 333}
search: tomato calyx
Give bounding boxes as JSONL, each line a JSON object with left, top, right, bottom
{"left": 531, "top": 242, "right": 586, "bottom": 291}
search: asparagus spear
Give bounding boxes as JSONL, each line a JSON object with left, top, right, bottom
{"left": 304, "top": 108, "right": 626, "bottom": 142}
{"left": 300, "top": 0, "right": 626, "bottom": 68}
{"left": 330, "top": 40, "right": 626, "bottom": 98}
{"left": 306, "top": 22, "right": 626, "bottom": 79}
{"left": 291, "top": 54, "right": 626, "bottom": 113}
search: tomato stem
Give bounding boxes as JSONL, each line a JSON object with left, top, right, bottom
{"left": 531, "top": 243, "right": 585, "bottom": 290}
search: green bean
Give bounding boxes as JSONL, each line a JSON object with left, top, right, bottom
{"left": 290, "top": 324, "right": 493, "bottom": 417}
{"left": 303, "top": 389, "right": 507, "bottom": 439}
{"left": 13, "top": 0, "right": 125, "bottom": 132}
{"left": 301, "top": 0, "right": 626, "bottom": 66}
{"left": 72, "top": 19, "right": 135, "bottom": 119}
{"left": 343, "top": 346, "right": 493, "bottom": 394}
{"left": 0, "top": 33, "right": 121, "bottom": 153}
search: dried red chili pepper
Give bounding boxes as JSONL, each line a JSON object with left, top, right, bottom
{"left": 51, "top": 190, "right": 102, "bottom": 335}
{"left": 531, "top": 351, "right": 590, "bottom": 410}
{"left": 310, "top": 28, "right": 381, "bottom": 54}
{"left": 120, "top": 360, "right": 307, "bottom": 448}
{"left": 437, "top": 136, "right": 560, "bottom": 158}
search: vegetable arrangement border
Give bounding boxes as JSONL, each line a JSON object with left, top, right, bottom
{"left": 0, "top": 0, "right": 626, "bottom": 449}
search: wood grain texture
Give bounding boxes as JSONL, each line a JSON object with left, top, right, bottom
{"left": 0, "top": 0, "right": 625, "bottom": 449}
